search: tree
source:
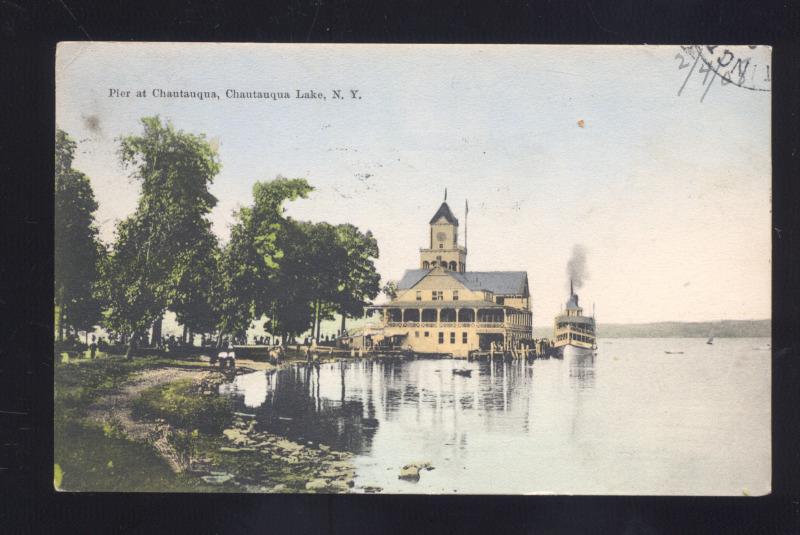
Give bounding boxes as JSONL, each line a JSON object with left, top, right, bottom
{"left": 382, "top": 280, "right": 399, "bottom": 301}
{"left": 215, "top": 177, "right": 313, "bottom": 343}
{"left": 167, "top": 224, "right": 221, "bottom": 340}
{"left": 268, "top": 220, "right": 380, "bottom": 343}
{"left": 275, "top": 220, "right": 340, "bottom": 343}
{"left": 54, "top": 129, "right": 104, "bottom": 342}
{"left": 102, "top": 117, "right": 221, "bottom": 351}
{"left": 331, "top": 224, "right": 381, "bottom": 337}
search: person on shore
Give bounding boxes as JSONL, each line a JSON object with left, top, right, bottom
{"left": 89, "top": 334, "right": 97, "bottom": 359}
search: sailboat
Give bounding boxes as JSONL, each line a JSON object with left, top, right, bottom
{"left": 706, "top": 330, "right": 714, "bottom": 345}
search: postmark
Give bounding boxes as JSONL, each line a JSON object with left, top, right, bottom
{"left": 680, "top": 45, "right": 771, "bottom": 92}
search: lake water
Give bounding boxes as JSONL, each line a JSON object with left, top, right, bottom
{"left": 218, "top": 338, "right": 771, "bottom": 495}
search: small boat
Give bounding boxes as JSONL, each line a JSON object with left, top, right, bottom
{"left": 664, "top": 351, "right": 684, "bottom": 355}
{"left": 706, "top": 337, "right": 714, "bottom": 345}
{"left": 452, "top": 369, "right": 472, "bottom": 377}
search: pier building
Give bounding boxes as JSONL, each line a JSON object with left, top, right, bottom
{"left": 369, "top": 199, "right": 533, "bottom": 357}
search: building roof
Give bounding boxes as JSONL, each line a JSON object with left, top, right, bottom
{"left": 397, "top": 269, "right": 529, "bottom": 296}
{"left": 456, "top": 271, "right": 529, "bottom": 295}
{"left": 397, "top": 269, "right": 430, "bottom": 290}
{"left": 429, "top": 202, "right": 459, "bottom": 225}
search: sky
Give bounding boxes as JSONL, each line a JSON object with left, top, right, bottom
{"left": 56, "top": 43, "right": 771, "bottom": 326}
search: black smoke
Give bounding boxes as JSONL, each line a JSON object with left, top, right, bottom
{"left": 567, "top": 245, "right": 588, "bottom": 291}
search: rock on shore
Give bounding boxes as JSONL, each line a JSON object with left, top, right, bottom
{"left": 211, "top": 415, "right": 357, "bottom": 493}
{"left": 398, "top": 461, "right": 434, "bottom": 481}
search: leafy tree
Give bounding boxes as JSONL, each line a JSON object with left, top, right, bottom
{"left": 276, "top": 220, "right": 339, "bottom": 342}
{"left": 102, "top": 117, "right": 221, "bottom": 351}
{"left": 215, "top": 177, "right": 313, "bottom": 343}
{"left": 167, "top": 224, "right": 221, "bottom": 339}
{"left": 269, "top": 220, "right": 380, "bottom": 343}
{"left": 382, "top": 280, "right": 399, "bottom": 301}
{"left": 331, "top": 224, "right": 381, "bottom": 337}
{"left": 54, "top": 129, "right": 104, "bottom": 342}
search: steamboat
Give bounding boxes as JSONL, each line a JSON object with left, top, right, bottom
{"left": 553, "top": 281, "right": 597, "bottom": 355}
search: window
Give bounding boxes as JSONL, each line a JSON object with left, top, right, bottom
{"left": 462, "top": 332, "right": 468, "bottom": 344}
{"left": 439, "top": 243, "right": 443, "bottom": 249}
{"left": 415, "top": 331, "right": 420, "bottom": 338}
{"left": 452, "top": 290, "right": 459, "bottom": 301}
{"left": 438, "top": 332, "right": 444, "bottom": 344}
{"left": 432, "top": 290, "right": 443, "bottom": 301}
{"left": 424, "top": 331, "right": 430, "bottom": 337}
{"left": 450, "top": 332, "right": 456, "bottom": 344}
{"left": 416, "top": 290, "right": 422, "bottom": 301}
{"left": 496, "top": 296, "right": 505, "bottom": 305}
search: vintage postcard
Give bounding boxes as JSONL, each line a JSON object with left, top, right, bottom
{"left": 54, "top": 43, "right": 771, "bottom": 495}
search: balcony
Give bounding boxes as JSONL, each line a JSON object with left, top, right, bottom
{"left": 386, "top": 321, "right": 507, "bottom": 329}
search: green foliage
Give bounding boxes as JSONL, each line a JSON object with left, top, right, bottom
{"left": 101, "top": 116, "right": 221, "bottom": 341}
{"left": 215, "top": 177, "right": 313, "bottom": 340}
{"left": 269, "top": 219, "right": 380, "bottom": 339}
{"left": 168, "top": 227, "right": 221, "bottom": 335}
{"left": 54, "top": 357, "right": 144, "bottom": 412}
{"left": 54, "top": 418, "right": 226, "bottom": 492}
{"left": 61, "top": 116, "right": 384, "bottom": 348}
{"left": 54, "top": 129, "right": 104, "bottom": 337}
{"left": 332, "top": 223, "right": 381, "bottom": 326}
{"left": 132, "top": 379, "right": 232, "bottom": 433}
{"left": 382, "top": 280, "right": 399, "bottom": 300}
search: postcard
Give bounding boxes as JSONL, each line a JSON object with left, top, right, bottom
{"left": 54, "top": 43, "right": 771, "bottom": 495}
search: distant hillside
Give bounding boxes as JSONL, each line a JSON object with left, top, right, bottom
{"left": 533, "top": 319, "right": 770, "bottom": 339}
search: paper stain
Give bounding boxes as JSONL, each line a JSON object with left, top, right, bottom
{"left": 83, "top": 114, "right": 102, "bottom": 134}
{"left": 577, "top": 119, "right": 585, "bottom": 128}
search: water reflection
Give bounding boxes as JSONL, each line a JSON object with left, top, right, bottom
{"left": 218, "top": 339, "right": 771, "bottom": 494}
{"left": 568, "top": 352, "right": 596, "bottom": 389}
{"left": 220, "top": 357, "right": 546, "bottom": 455}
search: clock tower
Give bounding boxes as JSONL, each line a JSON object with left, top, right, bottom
{"left": 419, "top": 201, "right": 467, "bottom": 272}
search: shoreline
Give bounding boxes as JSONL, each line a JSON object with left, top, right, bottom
{"left": 54, "top": 353, "right": 368, "bottom": 493}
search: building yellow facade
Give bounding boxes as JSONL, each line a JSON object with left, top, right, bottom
{"left": 370, "top": 200, "right": 533, "bottom": 357}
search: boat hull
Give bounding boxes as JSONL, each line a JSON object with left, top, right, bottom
{"left": 556, "top": 344, "right": 596, "bottom": 358}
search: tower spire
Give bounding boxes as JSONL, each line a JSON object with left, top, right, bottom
{"left": 570, "top": 279, "right": 574, "bottom": 296}
{"left": 444, "top": 187, "right": 447, "bottom": 201}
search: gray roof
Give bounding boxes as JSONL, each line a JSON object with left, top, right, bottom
{"left": 397, "top": 269, "right": 430, "bottom": 290}
{"left": 397, "top": 269, "right": 529, "bottom": 296}
{"left": 429, "top": 202, "right": 459, "bottom": 225}
{"left": 456, "top": 271, "right": 528, "bottom": 295}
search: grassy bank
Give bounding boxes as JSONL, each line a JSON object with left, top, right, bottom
{"left": 54, "top": 352, "right": 357, "bottom": 493}
{"left": 54, "top": 354, "right": 230, "bottom": 492}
